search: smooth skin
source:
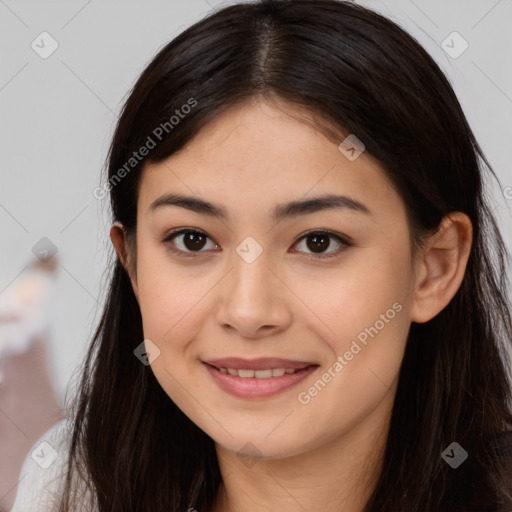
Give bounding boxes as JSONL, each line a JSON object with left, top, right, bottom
{"left": 110, "top": 96, "right": 473, "bottom": 512}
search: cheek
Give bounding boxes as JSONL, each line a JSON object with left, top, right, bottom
{"left": 298, "top": 282, "right": 409, "bottom": 404}
{"left": 135, "top": 260, "right": 210, "bottom": 410}
{"left": 294, "top": 309, "right": 410, "bottom": 444}
{"left": 291, "top": 243, "right": 413, "bottom": 403}
{"left": 134, "top": 246, "right": 209, "bottom": 349}
{"left": 294, "top": 242, "right": 412, "bottom": 345}
{"left": 137, "top": 280, "right": 208, "bottom": 351}
{"left": 291, "top": 264, "right": 411, "bottom": 451}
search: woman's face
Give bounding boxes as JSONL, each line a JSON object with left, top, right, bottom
{"left": 127, "top": 97, "right": 418, "bottom": 460}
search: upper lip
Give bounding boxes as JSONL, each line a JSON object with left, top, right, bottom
{"left": 203, "top": 357, "right": 317, "bottom": 370}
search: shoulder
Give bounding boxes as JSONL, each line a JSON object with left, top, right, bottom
{"left": 11, "top": 419, "right": 73, "bottom": 512}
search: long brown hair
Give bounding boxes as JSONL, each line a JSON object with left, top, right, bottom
{"left": 59, "top": 1, "right": 512, "bottom": 510}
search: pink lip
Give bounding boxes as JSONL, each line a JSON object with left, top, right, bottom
{"left": 203, "top": 357, "right": 314, "bottom": 370}
{"left": 203, "top": 361, "right": 319, "bottom": 399}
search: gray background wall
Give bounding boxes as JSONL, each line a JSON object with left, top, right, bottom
{"left": 1, "top": 0, "right": 511, "bottom": 402}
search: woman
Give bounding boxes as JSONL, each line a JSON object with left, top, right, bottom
{"left": 12, "top": 0, "right": 512, "bottom": 510}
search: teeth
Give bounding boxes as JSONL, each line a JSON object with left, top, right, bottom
{"left": 255, "top": 369, "right": 272, "bottom": 378}
{"left": 218, "top": 367, "right": 297, "bottom": 378}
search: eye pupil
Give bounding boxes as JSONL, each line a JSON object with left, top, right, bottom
{"left": 184, "top": 231, "right": 207, "bottom": 251}
{"left": 307, "top": 233, "right": 330, "bottom": 253}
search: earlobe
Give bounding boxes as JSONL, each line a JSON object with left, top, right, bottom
{"left": 410, "top": 212, "right": 473, "bottom": 324}
{"left": 109, "top": 222, "right": 140, "bottom": 301}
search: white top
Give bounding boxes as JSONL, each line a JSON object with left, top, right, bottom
{"left": 10, "top": 419, "right": 95, "bottom": 512}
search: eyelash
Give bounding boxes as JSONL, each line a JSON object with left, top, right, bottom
{"left": 161, "top": 228, "right": 352, "bottom": 260}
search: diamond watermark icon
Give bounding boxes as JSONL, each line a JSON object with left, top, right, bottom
{"left": 441, "top": 442, "right": 468, "bottom": 468}
{"left": 134, "top": 339, "right": 161, "bottom": 366}
{"left": 31, "top": 32, "right": 59, "bottom": 59}
{"left": 31, "top": 441, "right": 59, "bottom": 469}
{"left": 32, "top": 237, "right": 58, "bottom": 263}
{"left": 237, "top": 442, "right": 263, "bottom": 468}
{"left": 236, "top": 236, "right": 263, "bottom": 264}
{"left": 441, "top": 31, "right": 468, "bottom": 59}
{"left": 338, "top": 134, "right": 365, "bottom": 161}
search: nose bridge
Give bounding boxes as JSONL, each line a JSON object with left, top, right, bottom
{"left": 215, "top": 245, "right": 291, "bottom": 336}
{"left": 228, "top": 248, "right": 275, "bottom": 310}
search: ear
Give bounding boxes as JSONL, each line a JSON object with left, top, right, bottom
{"left": 110, "top": 221, "right": 139, "bottom": 302}
{"left": 410, "top": 212, "right": 473, "bottom": 323}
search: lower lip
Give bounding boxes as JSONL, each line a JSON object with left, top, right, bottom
{"left": 203, "top": 363, "right": 318, "bottom": 399}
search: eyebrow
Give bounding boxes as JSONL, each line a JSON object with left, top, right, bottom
{"left": 149, "top": 193, "right": 371, "bottom": 221}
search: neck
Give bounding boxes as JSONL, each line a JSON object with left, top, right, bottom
{"left": 210, "top": 388, "right": 394, "bottom": 512}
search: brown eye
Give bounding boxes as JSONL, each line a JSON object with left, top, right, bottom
{"left": 293, "top": 230, "right": 350, "bottom": 258}
{"left": 163, "top": 229, "right": 218, "bottom": 256}
{"left": 182, "top": 231, "right": 207, "bottom": 251}
{"left": 306, "top": 233, "right": 331, "bottom": 253}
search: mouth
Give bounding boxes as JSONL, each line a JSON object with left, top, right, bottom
{"left": 202, "top": 357, "right": 319, "bottom": 399}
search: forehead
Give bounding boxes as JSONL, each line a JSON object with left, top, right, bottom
{"left": 137, "top": 97, "right": 403, "bottom": 224}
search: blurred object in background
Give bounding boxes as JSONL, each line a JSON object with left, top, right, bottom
{"left": 0, "top": 256, "right": 64, "bottom": 511}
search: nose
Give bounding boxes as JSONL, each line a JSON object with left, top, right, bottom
{"left": 215, "top": 255, "right": 292, "bottom": 339}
